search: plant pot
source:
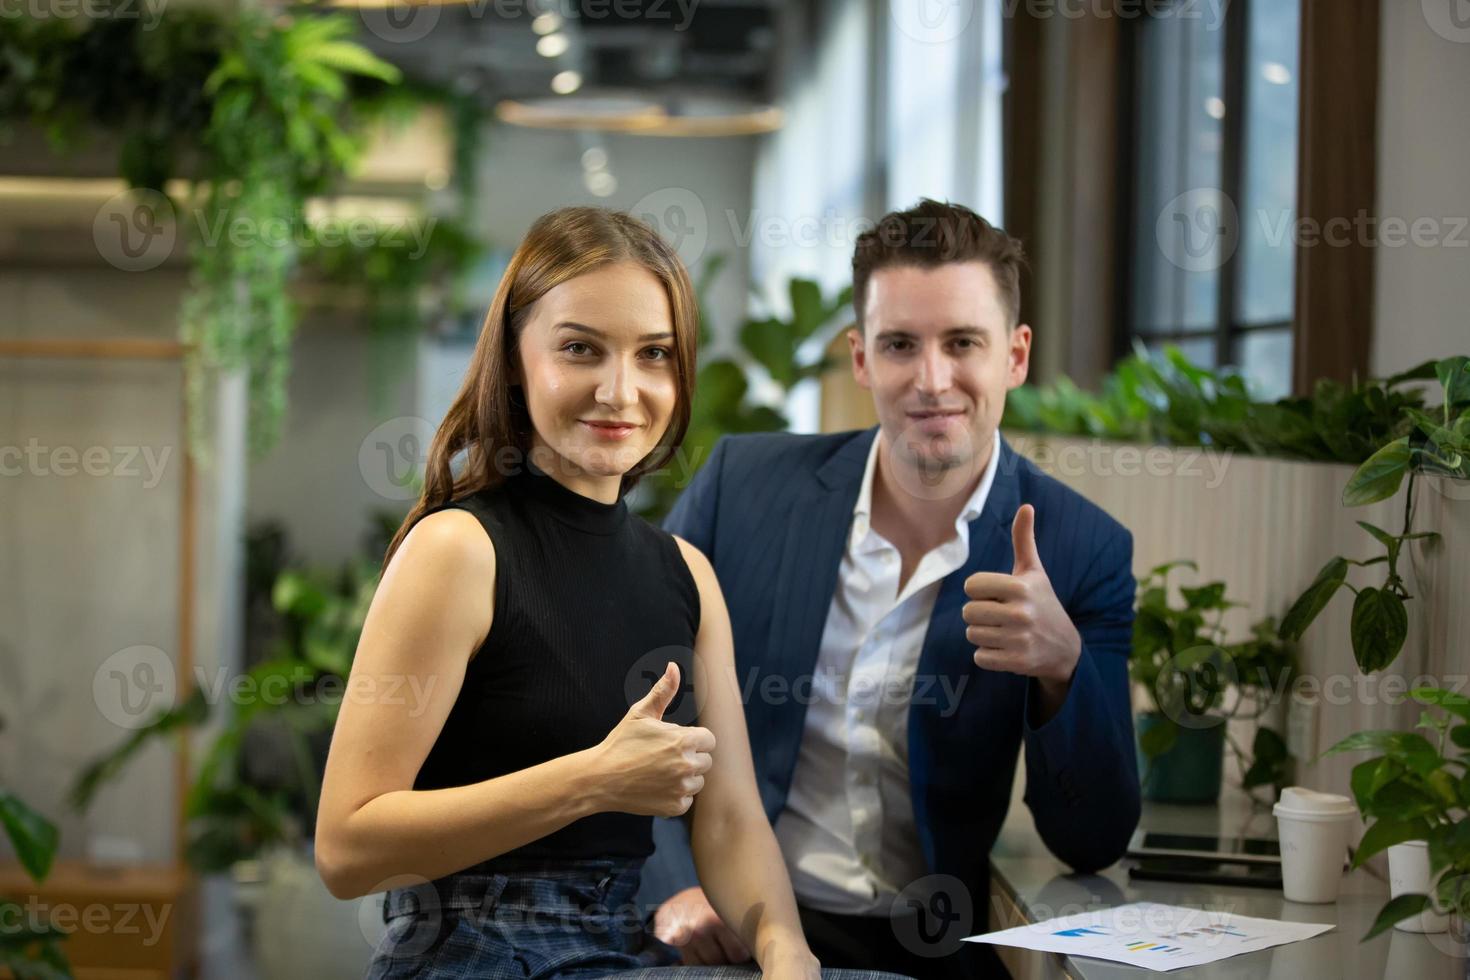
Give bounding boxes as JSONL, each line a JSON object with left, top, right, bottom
{"left": 1387, "top": 840, "right": 1448, "bottom": 933}
{"left": 1136, "top": 712, "right": 1225, "bottom": 804}
{"left": 249, "top": 843, "right": 386, "bottom": 979}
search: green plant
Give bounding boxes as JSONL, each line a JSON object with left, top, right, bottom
{"left": 1278, "top": 356, "right": 1469, "bottom": 672}
{"left": 69, "top": 556, "right": 379, "bottom": 872}
{"left": 179, "top": 11, "right": 400, "bottom": 463}
{"left": 0, "top": 8, "right": 491, "bottom": 464}
{"left": 1322, "top": 686, "right": 1470, "bottom": 940}
{"left": 637, "top": 263, "right": 853, "bottom": 520}
{"left": 1, "top": 738, "right": 71, "bottom": 978}
{"left": 1132, "top": 562, "right": 1297, "bottom": 798}
{"left": 1002, "top": 342, "right": 1431, "bottom": 465}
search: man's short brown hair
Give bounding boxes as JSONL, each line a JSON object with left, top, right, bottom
{"left": 851, "top": 198, "right": 1027, "bottom": 329}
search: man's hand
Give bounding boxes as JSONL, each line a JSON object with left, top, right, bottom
{"left": 962, "top": 504, "right": 1081, "bottom": 715}
{"left": 652, "top": 886, "right": 752, "bottom": 965}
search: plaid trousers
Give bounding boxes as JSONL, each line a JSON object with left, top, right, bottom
{"left": 365, "top": 855, "right": 914, "bottom": 979}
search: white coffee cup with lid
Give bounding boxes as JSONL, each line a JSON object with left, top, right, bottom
{"left": 1272, "top": 786, "right": 1356, "bottom": 903}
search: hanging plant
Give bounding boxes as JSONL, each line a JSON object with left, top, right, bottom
{"left": 179, "top": 11, "right": 400, "bottom": 463}
{"left": 0, "top": 7, "right": 403, "bottom": 464}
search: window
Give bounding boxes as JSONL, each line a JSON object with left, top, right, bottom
{"left": 1122, "top": 0, "right": 1301, "bottom": 399}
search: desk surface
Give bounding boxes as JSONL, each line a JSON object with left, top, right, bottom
{"left": 987, "top": 788, "right": 1467, "bottom": 979}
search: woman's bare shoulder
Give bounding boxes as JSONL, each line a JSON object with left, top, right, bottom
{"left": 385, "top": 507, "right": 497, "bottom": 653}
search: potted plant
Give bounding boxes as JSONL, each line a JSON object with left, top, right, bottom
{"left": 1, "top": 731, "right": 72, "bottom": 978}
{"left": 1322, "top": 686, "right": 1470, "bottom": 941}
{"left": 1278, "top": 356, "right": 1468, "bottom": 672}
{"left": 1131, "top": 562, "right": 1297, "bottom": 804}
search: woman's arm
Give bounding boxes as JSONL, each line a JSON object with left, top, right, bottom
{"left": 315, "top": 511, "right": 708, "bottom": 900}
{"left": 315, "top": 510, "right": 595, "bottom": 898}
{"left": 674, "top": 537, "right": 820, "bottom": 979}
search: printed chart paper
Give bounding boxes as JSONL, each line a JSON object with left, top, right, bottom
{"left": 963, "top": 901, "right": 1334, "bottom": 971}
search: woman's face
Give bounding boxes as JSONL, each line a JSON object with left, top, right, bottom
{"left": 514, "top": 261, "right": 679, "bottom": 498}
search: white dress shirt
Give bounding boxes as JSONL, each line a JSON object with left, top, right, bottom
{"left": 773, "top": 431, "right": 1000, "bottom": 914}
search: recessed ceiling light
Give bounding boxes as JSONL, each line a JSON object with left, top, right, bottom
{"left": 1205, "top": 97, "right": 1226, "bottom": 120}
{"left": 552, "top": 70, "right": 583, "bottom": 95}
{"left": 585, "top": 171, "right": 617, "bottom": 197}
{"left": 537, "top": 33, "right": 569, "bottom": 58}
{"left": 531, "top": 12, "right": 562, "bottom": 35}
{"left": 581, "top": 147, "right": 608, "bottom": 171}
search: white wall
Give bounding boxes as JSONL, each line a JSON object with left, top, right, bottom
{"left": 0, "top": 263, "right": 244, "bottom": 866}
{"left": 474, "top": 124, "right": 757, "bottom": 360}
{"left": 1372, "top": 0, "right": 1470, "bottom": 376}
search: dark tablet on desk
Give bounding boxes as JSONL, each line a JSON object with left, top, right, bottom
{"left": 1128, "top": 857, "right": 1284, "bottom": 890}
{"left": 1127, "top": 830, "right": 1282, "bottom": 865}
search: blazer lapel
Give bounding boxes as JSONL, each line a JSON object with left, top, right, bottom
{"left": 766, "top": 427, "right": 876, "bottom": 681}
{"left": 917, "top": 436, "right": 1023, "bottom": 671}
{"left": 909, "top": 438, "right": 1023, "bottom": 870}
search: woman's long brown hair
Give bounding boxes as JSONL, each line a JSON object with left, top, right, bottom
{"left": 379, "top": 206, "right": 698, "bottom": 575}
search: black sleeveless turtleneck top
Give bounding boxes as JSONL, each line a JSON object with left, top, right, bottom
{"left": 411, "top": 458, "right": 700, "bottom": 860}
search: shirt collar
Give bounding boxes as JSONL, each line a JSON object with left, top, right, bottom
{"left": 850, "top": 429, "right": 1001, "bottom": 547}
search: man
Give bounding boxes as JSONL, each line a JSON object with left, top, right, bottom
{"left": 641, "top": 200, "right": 1139, "bottom": 979}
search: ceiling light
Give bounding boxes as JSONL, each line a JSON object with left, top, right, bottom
{"left": 551, "top": 70, "right": 583, "bottom": 95}
{"left": 584, "top": 171, "right": 617, "bottom": 197}
{"left": 1205, "top": 97, "right": 1226, "bottom": 120}
{"left": 531, "top": 12, "right": 562, "bottom": 35}
{"left": 537, "top": 33, "right": 569, "bottom": 58}
{"left": 581, "top": 147, "right": 608, "bottom": 170}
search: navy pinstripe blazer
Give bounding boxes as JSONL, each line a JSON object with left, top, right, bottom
{"left": 644, "top": 426, "right": 1140, "bottom": 911}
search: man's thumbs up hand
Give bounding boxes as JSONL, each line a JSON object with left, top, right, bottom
{"left": 962, "top": 504, "right": 1082, "bottom": 692}
{"left": 1010, "top": 502, "right": 1044, "bottom": 575}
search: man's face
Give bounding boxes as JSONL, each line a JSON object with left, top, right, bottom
{"left": 850, "top": 261, "right": 1031, "bottom": 482}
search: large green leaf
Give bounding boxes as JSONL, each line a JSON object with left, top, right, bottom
{"left": 1342, "top": 437, "right": 1411, "bottom": 506}
{"left": 1138, "top": 720, "right": 1178, "bottom": 758}
{"left": 1328, "top": 731, "right": 1439, "bottom": 772}
{"left": 302, "top": 41, "right": 401, "bottom": 85}
{"left": 1278, "top": 557, "right": 1347, "bottom": 640}
{"left": 1436, "top": 355, "right": 1470, "bottom": 411}
{"left": 787, "top": 279, "right": 826, "bottom": 342}
{"left": 1179, "top": 582, "right": 1227, "bottom": 611}
{"left": 1352, "top": 817, "right": 1431, "bottom": 868}
{"left": 1363, "top": 893, "right": 1431, "bottom": 941}
{"left": 68, "top": 688, "right": 211, "bottom": 812}
{"left": 1349, "top": 757, "right": 1403, "bottom": 810}
{"left": 1410, "top": 686, "right": 1470, "bottom": 723}
{"left": 739, "top": 316, "right": 793, "bottom": 387}
{"left": 1350, "top": 586, "right": 1408, "bottom": 672}
{"left": 0, "top": 792, "right": 58, "bottom": 883}
{"left": 1241, "top": 726, "right": 1290, "bottom": 790}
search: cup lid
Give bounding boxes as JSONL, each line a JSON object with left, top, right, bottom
{"left": 1273, "top": 785, "right": 1356, "bottom": 818}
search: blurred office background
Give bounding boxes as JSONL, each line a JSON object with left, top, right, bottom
{"left": 1, "top": 0, "right": 1467, "bottom": 976}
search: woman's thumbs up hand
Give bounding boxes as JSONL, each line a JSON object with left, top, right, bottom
{"left": 590, "top": 662, "right": 716, "bottom": 818}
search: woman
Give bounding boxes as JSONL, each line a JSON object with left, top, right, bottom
{"left": 314, "top": 207, "right": 822, "bottom": 979}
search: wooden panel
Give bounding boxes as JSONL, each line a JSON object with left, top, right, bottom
{"left": 818, "top": 328, "right": 878, "bottom": 433}
{"left": 1293, "top": 0, "right": 1380, "bottom": 392}
{"left": 0, "top": 860, "right": 197, "bottom": 979}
